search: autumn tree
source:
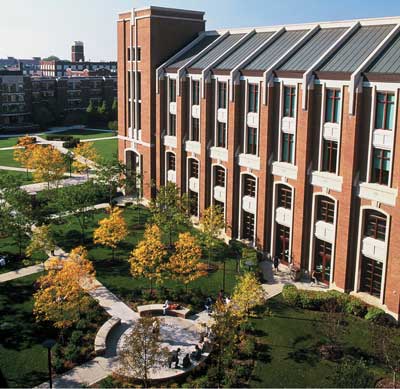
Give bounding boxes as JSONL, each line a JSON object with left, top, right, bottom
{"left": 93, "top": 207, "right": 128, "bottom": 260}
{"left": 149, "top": 182, "right": 190, "bottom": 246}
{"left": 33, "top": 246, "right": 95, "bottom": 331}
{"left": 13, "top": 135, "right": 35, "bottom": 178}
{"left": 29, "top": 144, "right": 66, "bottom": 188}
{"left": 166, "top": 232, "right": 207, "bottom": 293}
{"left": 117, "top": 317, "right": 169, "bottom": 388}
{"left": 231, "top": 272, "right": 266, "bottom": 317}
{"left": 72, "top": 142, "right": 98, "bottom": 177}
{"left": 26, "top": 225, "right": 56, "bottom": 258}
{"left": 129, "top": 224, "right": 167, "bottom": 293}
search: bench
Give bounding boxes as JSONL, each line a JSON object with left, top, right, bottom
{"left": 94, "top": 316, "right": 121, "bottom": 356}
{"left": 137, "top": 304, "right": 190, "bottom": 319}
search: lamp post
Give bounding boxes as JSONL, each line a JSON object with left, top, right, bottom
{"left": 42, "top": 339, "right": 56, "bottom": 388}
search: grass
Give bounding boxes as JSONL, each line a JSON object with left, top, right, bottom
{"left": 0, "top": 273, "right": 58, "bottom": 388}
{"left": 52, "top": 129, "right": 116, "bottom": 140}
{"left": 92, "top": 138, "right": 118, "bottom": 161}
{"left": 0, "top": 136, "right": 19, "bottom": 149}
{"left": 249, "top": 295, "right": 388, "bottom": 388}
{"left": 0, "top": 169, "right": 33, "bottom": 185}
{"left": 0, "top": 149, "right": 21, "bottom": 168}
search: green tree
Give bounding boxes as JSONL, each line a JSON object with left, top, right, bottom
{"left": 97, "top": 100, "right": 108, "bottom": 122}
{"left": 96, "top": 159, "right": 126, "bottom": 204}
{"left": 110, "top": 99, "right": 117, "bottom": 120}
{"left": 149, "top": 182, "right": 190, "bottom": 246}
{"left": 86, "top": 100, "right": 97, "bottom": 124}
{"left": 108, "top": 120, "right": 118, "bottom": 133}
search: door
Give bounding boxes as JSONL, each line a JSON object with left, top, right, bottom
{"left": 314, "top": 239, "right": 332, "bottom": 285}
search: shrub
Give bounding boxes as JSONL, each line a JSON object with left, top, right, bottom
{"left": 365, "top": 306, "right": 386, "bottom": 323}
{"left": 70, "top": 330, "right": 83, "bottom": 345}
{"left": 64, "top": 342, "right": 80, "bottom": 362}
{"left": 63, "top": 138, "right": 80, "bottom": 148}
{"left": 332, "top": 357, "right": 374, "bottom": 388}
{"left": 344, "top": 297, "right": 367, "bottom": 317}
{"left": 282, "top": 284, "right": 300, "bottom": 306}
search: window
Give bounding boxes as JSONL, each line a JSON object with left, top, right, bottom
{"left": 127, "top": 47, "right": 141, "bottom": 61}
{"left": 276, "top": 224, "right": 290, "bottom": 264}
{"left": 314, "top": 240, "right": 332, "bottom": 285}
{"left": 281, "top": 133, "right": 294, "bottom": 163}
{"left": 189, "top": 159, "right": 199, "bottom": 178}
{"left": 137, "top": 103, "right": 141, "bottom": 130}
{"left": 277, "top": 185, "right": 292, "bottom": 209}
{"left": 364, "top": 210, "right": 386, "bottom": 241}
{"left": 218, "top": 82, "right": 227, "bottom": 109}
{"left": 128, "top": 101, "right": 132, "bottom": 128}
{"left": 371, "top": 148, "right": 390, "bottom": 185}
{"left": 284, "top": 86, "right": 296, "bottom": 117}
{"left": 214, "top": 199, "right": 225, "bottom": 214}
{"left": 192, "top": 80, "right": 199, "bottom": 105}
{"left": 325, "top": 89, "right": 341, "bottom": 123}
{"left": 248, "top": 84, "right": 259, "bottom": 113}
{"left": 169, "top": 114, "right": 176, "bottom": 136}
{"left": 317, "top": 197, "right": 335, "bottom": 224}
{"left": 191, "top": 118, "right": 200, "bottom": 142}
{"left": 136, "top": 72, "right": 141, "bottom": 100}
{"left": 375, "top": 92, "right": 394, "bottom": 130}
{"left": 242, "top": 211, "right": 255, "bottom": 241}
{"left": 136, "top": 47, "right": 141, "bottom": 61}
{"left": 127, "top": 47, "right": 131, "bottom": 61}
{"left": 167, "top": 153, "right": 175, "bottom": 171}
{"left": 214, "top": 166, "right": 225, "bottom": 187}
{"left": 246, "top": 127, "right": 257, "bottom": 155}
{"left": 322, "top": 139, "right": 338, "bottom": 173}
{"left": 216, "top": 122, "right": 226, "bottom": 148}
{"left": 169, "top": 79, "right": 176, "bottom": 103}
{"left": 189, "top": 190, "right": 198, "bottom": 216}
{"left": 243, "top": 175, "right": 256, "bottom": 197}
{"left": 360, "top": 256, "right": 383, "bottom": 298}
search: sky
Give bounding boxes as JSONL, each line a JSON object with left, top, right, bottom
{"left": 1, "top": 0, "right": 400, "bottom": 61}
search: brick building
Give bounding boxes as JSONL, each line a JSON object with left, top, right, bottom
{"left": 40, "top": 59, "right": 117, "bottom": 78}
{"left": 117, "top": 7, "right": 400, "bottom": 318}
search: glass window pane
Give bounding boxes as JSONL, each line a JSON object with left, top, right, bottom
{"left": 375, "top": 93, "right": 385, "bottom": 129}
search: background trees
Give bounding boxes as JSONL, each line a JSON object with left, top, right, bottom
{"left": 26, "top": 225, "right": 56, "bottom": 258}
{"left": 95, "top": 159, "right": 126, "bottom": 204}
{"left": 72, "top": 142, "right": 98, "bottom": 177}
{"left": 13, "top": 135, "right": 35, "bottom": 178}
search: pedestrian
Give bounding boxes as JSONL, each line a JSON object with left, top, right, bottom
{"left": 310, "top": 270, "right": 319, "bottom": 286}
{"left": 182, "top": 353, "right": 191, "bottom": 368}
{"left": 204, "top": 296, "right": 212, "bottom": 314}
{"left": 273, "top": 256, "right": 279, "bottom": 273}
{"left": 163, "top": 299, "right": 170, "bottom": 315}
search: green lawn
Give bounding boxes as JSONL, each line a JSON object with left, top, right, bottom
{"left": 0, "top": 273, "right": 57, "bottom": 388}
{"left": 0, "top": 169, "right": 33, "bottom": 185}
{"left": 53, "top": 129, "right": 116, "bottom": 140}
{"left": 249, "top": 296, "right": 387, "bottom": 388}
{"left": 91, "top": 138, "right": 118, "bottom": 161}
{"left": 0, "top": 149, "right": 21, "bottom": 167}
{"left": 0, "top": 136, "right": 19, "bottom": 149}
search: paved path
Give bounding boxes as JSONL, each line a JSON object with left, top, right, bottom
{"left": 0, "top": 263, "right": 44, "bottom": 283}
{"left": 21, "top": 175, "right": 90, "bottom": 195}
{"left": 0, "top": 165, "right": 34, "bottom": 172}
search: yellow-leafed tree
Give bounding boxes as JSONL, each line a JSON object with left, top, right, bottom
{"left": 166, "top": 232, "right": 207, "bottom": 293}
{"left": 13, "top": 135, "right": 35, "bottom": 178}
{"left": 26, "top": 224, "right": 56, "bottom": 258}
{"left": 72, "top": 142, "right": 98, "bottom": 176}
{"left": 29, "top": 144, "right": 66, "bottom": 188}
{"left": 129, "top": 224, "right": 167, "bottom": 293}
{"left": 231, "top": 272, "right": 266, "bottom": 317}
{"left": 33, "top": 246, "right": 96, "bottom": 330}
{"left": 93, "top": 207, "right": 128, "bottom": 260}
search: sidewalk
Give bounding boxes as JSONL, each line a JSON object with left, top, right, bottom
{"left": 0, "top": 263, "right": 44, "bottom": 283}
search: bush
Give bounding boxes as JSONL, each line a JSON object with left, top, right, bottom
{"left": 332, "top": 357, "right": 374, "bottom": 388}
{"left": 63, "top": 138, "right": 80, "bottom": 148}
{"left": 64, "top": 342, "right": 80, "bottom": 362}
{"left": 365, "top": 306, "right": 386, "bottom": 323}
{"left": 70, "top": 330, "right": 83, "bottom": 345}
{"left": 344, "top": 297, "right": 367, "bottom": 317}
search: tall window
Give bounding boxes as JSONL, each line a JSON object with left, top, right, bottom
{"left": 276, "top": 224, "right": 290, "bottom": 264}
{"left": 189, "top": 159, "right": 199, "bottom": 178}
{"left": 169, "top": 79, "right": 176, "bottom": 103}
{"left": 216, "top": 122, "right": 226, "bottom": 148}
{"left": 189, "top": 191, "right": 198, "bottom": 217}
{"left": 375, "top": 92, "right": 394, "bottom": 130}
{"left": 317, "top": 196, "right": 335, "bottom": 224}
{"left": 325, "top": 89, "right": 341, "bottom": 123}
{"left": 364, "top": 210, "right": 386, "bottom": 241}
{"left": 243, "top": 175, "right": 256, "bottom": 197}
{"left": 136, "top": 72, "right": 141, "bottom": 100}
{"left": 246, "top": 127, "right": 257, "bottom": 155}
{"left": 192, "top": 80, "right": 200, "bottom": 105}
{"left": 284, "top": 86, "right": 296, "bottom": 117}
{"left": 281, "top": 133, "right": 294, "bottom": 163}
{"left": 191, "top": 118, "right": 200, "bottom": 142}
{"left": 137, "top": 103, "right": 141, "bottom": 130}
{"left": 322, "top": 139, "right": 338, "bottom": 173}
{"left": 218, "top": 82, "right": 227, "bottom": 109}
{"left": 169, "top": 114, "right": 176, "bottom": 136}
{"left": 214, "top": 166, "right": 225, "bottom": 187}
{"left": 314, "top": 240, "right": 332, "bottom": 285}
{"left": 167, "top": 153, "right": 175, "bottom": 171}
{"left": 371, "top": 148, "right": 390, "bottom": 185}
{"left": 248, "top": 84, "right": 259, "bottom": 113}
{"left": 242, "top": 211, "right": 255, "bottom": 241}
{"left": 277, "top": 185, "right": 292, "bottom": 209}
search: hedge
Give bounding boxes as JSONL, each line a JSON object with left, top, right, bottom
{"left": 281, "top": 284, "right": 389, "bottom": 323}
{"left": 63, "top": 139, "right": 80, "bottom": 148}
{"left": 46, "top": 135, "right": 74, "bottom": 141}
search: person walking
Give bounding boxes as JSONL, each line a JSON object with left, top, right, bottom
{"left": 273, "top": 256, "right": 280, "bottom": 274}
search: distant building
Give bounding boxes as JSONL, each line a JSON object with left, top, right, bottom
{"left": 40, "top": 59, "right": 117, "bottom": 77}
{"left": 0, "top": 57, "right": 41, "bottom": 76}
{"left": 71, "top": 41, "right": 85, "bottom": 62}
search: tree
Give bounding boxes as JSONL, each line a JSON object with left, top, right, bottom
{"left": 166, "top": 232, "right": 207, "bottom": 293}
{"left": 86, "top": 100, "right": 97, "bottom": 124}
{"left": 93, "top": 207, "right": 128, "bottom": 260}
{"left": 72, "top": 142, "right": 98, "bottom": 177}
{"left": 33, "top": 246, "right": 95, "bottom": 331}
{"left": 29, "top": 145, "right": 67, "bottom": 188}
{"left": 232, "top": 272, "right": 266, "bottom": 317}
{"left": 43, "top": 55, "right": 60, "bottom": 61}
{"left": 26, "top": 225, "right": 56, "bottom": 258}
{"left": 111, "top": 99, "right": 117, "bottom": 121}
{"left": 149, "top": 182, "right": 190, "bottom": 246}
{"left": 64, "top": 151, "right": 74, "bottom": 177}
{"left": 117, "top": 317, "right": 169, "bottom": 388}
{"left": 200, "top": 205, "right": 226, "bottom": 268}
{"left": 13, "top": 135, "right": 35, "bottom": 179}
{"left": 108, "top": 120, "right": 118, "bottom": 133}
{"left": 96, "top": 159, "right": 126, "bottom": 204}
{"left": 97, "top": 100, "right": 108, "bottom": 122}
{"left": 129, "top": 224, "right": 167, "bottom": 294}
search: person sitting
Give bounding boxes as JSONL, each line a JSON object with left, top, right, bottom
{"left": 191, "top": 344, "right": 202, "bottom": 361}
{"left": 204, "top": 297, "right": 213, "bottom": 314}
{"left": 163, "top": 299, "right": 170, "bottom": 315}
{"left": 310, "top": 270, "right": 319, "bottom": 286}
{"left": 182, "top": 353, "right": 191, "bottom": 369}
